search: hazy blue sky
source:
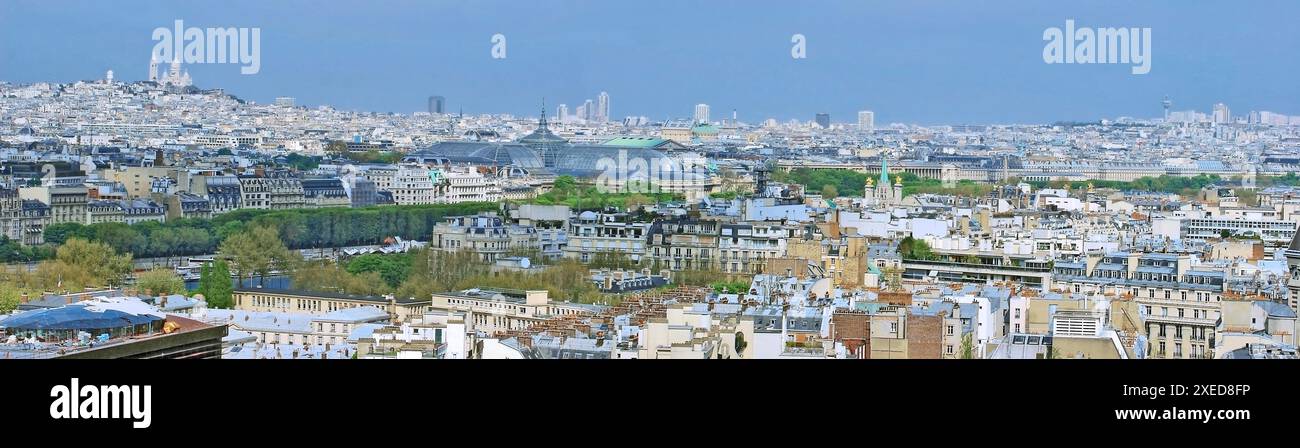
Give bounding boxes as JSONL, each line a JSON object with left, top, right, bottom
{"left": 1, "top": 0, "right": 1297, "bottom": 124}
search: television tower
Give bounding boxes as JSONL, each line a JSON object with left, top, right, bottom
{"left": 1162, "top": 95, "right": 1172, "bottom": 121}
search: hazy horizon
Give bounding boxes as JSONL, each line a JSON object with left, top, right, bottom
{"left": 2, "top": 0, "right": 1298, "bottom": 125}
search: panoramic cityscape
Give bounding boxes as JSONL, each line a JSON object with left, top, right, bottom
{"left": 1, "top": 1, "right": 1298, "bottom": 365}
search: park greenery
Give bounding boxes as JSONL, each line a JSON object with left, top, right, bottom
{"left": 774, "top": 169, "right": 1300, "bottom": 201}
{"left": 0, "top": 235, "right": 55, "bottom": 263}
{"left": 0, "top": 238, "right": 133, "bottom": 306}
{"left": 525, "top": 175, "right": 682, "bottom": 210}
{"left": 772, "top": 168, "right": 994, "bottom": 199}
{"left": 710, "top": 279, "right": 752, "bottom": 294}
{"left": 1028, "top": 174, "right": 1225, "bottom": 196}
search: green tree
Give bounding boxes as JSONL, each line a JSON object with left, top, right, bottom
{"left": 553, "top": 175, "right": 577, "bottom": 192}
{"left": 220, "top": 225, "right": 297, "bottom": 286}
{"left": 624, "top": 193, "right": 650, "bottom": 211}
{"left": 898, "top": 236, "right": 935, "bottom": 260}
{"left": 821, "top": 184, "right": 838, "bottom": 198}
{"left": 56, "top": 238, "right": 133, "bottom": 287}
{"left": 1233, "top": 188, "right": 1258, "bottom": 207}
{"left": 42, "top": 222, "right": 89, "bottom": 246}
{"left": 346, "top": 253, "right": 413, "bottom": 288}
{"left": 198, "top": 260, "right": 235, "bottom": 308}
{"left": 135, "top": 268, "right": 186, "bottom": 296}
{"left": 294, "top": 260, "right": 389, "bottom": 296}
{"left": 959, "top": 333, "right": 975, "bottom": 359}
{"left": 0, "top": 282, "right": 21, "bottom": 314}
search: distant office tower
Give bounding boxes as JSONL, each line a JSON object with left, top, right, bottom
{"left": 1213, "top": 103, "right": 1231, "bottom": 124}
{"left": 275, "top": 97, "right": 295, "bottom": 107}
{"left": 858, "top": 110, "right": 875, "bottom": 132}
{"left": 148, "top": 55, "right": 159, "bottom": 82}
{"left": 1162, "top": 96, "right": 1172, "bottom": 121}
{"left": 557, "top": 104, "right": 569, "bottom": 122}
{"left": 815, "top": 113, "right": 830, "bottom": 129}
{"left": 582, "top": 99, "right": 595, "bottom": 121}
{"left": 428, "top": 96, "right": 446, "bottom": 114}
{"left": 694, "top": 104, "right": 710, "bottom": 124}
{"left": 597, "top": 91, "right": 610, "bottom": 123}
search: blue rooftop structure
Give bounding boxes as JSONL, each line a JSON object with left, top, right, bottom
{"left": 1, "top": 304, "right": 162, "bottom": 332}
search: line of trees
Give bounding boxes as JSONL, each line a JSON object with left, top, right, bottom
{"left": 525, "top": 175, "right": 682, "bottom": 210}
{"left": 36, "top": 202, "right": 498, "bottom": 261}
{"left": 772, "top": 168, "right": 993, "bottom": 199}
{"left": 1028, "top": 174, "right": 1224, "bottom": 195}
{"left": 290, "top": 248, "right": 610, "bottom": 304}
{"left": 0, "top": 238, "right": 134, "bottom": 312}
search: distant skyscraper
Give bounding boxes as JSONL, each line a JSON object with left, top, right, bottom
{"left": 815, "top": 113, "right": 830, "bottom": 129}
{"left": 858, "top": 110, "right": 875, "bottom": 132}
{"left": 575, "top": 103, "right": 588, "bottom": 122}
{"left": 1162, "top": 96, "right": 1172, "bottom": 121}
{"left": 1213, "top": 103, "right": 1231, "bottom": 125}
{"left": 557, "top": 103, "right": 569, "bottom": 123}
{"left": 428, "top": 96, "right": 445, "bottom": 114}
{"left": 582, "top": 99, "right": 595, "bottom": 121}
{"left": 694, "top": 104, "right": 710, "bottom": 124}
{"left": 148, "top": 55, "right": 159, "bottom": 82}
{"left": 597, "top": 91, "right": 610, "bottom": 123}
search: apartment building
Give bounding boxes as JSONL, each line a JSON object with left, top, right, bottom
{"left": 646, "top": 217, "right": 721, "bottom": 271}
{"left": 1053, "top": 252, "right": 1223, "bottom": 359}
{"left": 442, "top": 167, "right": 500, "bottom": 203}
{"left": 301, "top": 178, "right": 351, "bottom": 208}
{"left": 391, "top": 164, "right": 443, "bottom": 205}
{"left": 430, "top": 213, "right": 540, "bottom": 262}
{"left": 238, "top": 175, "right": 305, "bottom": 210}
{"left": 232, "top": 287, "right": 431, "bottom": 324}
{"left": 430, "top": 288, "right": 601, "bottom": 336}
{"left": 565, "top": 210, "right": 651, "bottom": 263}
{"left": 19, "top": 185, "right": 87, "bottom": 225}
{"left": 718, "top": 222, "right": 792, "bottom": 274}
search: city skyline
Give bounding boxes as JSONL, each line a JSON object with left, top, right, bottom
{"left": 1, "top": 0, "right": 1298, "bottom": 124}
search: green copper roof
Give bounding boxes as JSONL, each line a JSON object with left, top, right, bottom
{"left": 603, "top": 136, "right": 667, "bottom": 148}
{"left": 880, "top": 156, "right": 890, "bottom": 185}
